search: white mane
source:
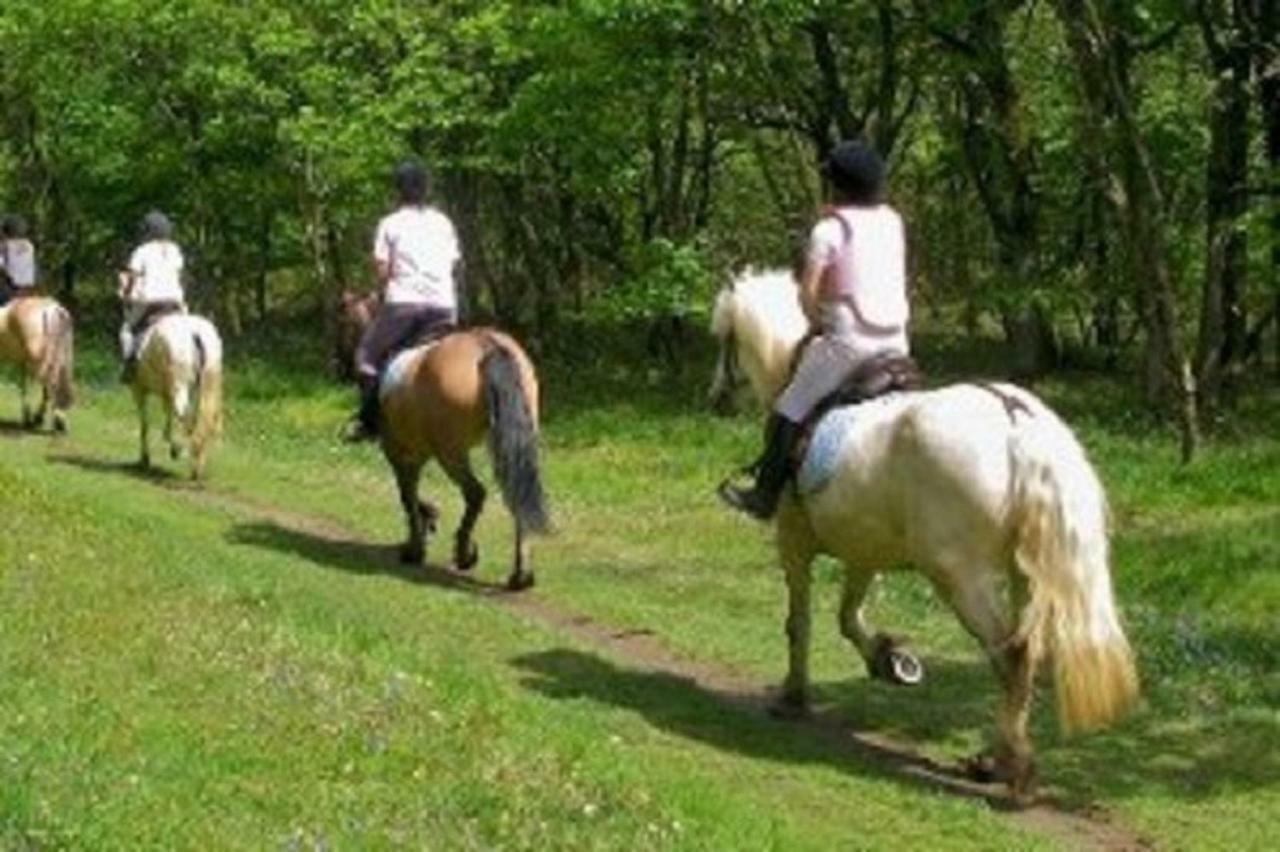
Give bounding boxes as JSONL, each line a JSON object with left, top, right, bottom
{"left": 711, "top": 268, "right": 808, "bottom": 404}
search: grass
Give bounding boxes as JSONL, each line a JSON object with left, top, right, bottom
{"left": 1, "top": 312, "right": 1277, "bottom": 850}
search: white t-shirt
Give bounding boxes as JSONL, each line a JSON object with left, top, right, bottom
{"left": 808, "top": 205, "right": 909, "bottom": 353}
{"left": 0, "top": 238, "right": 37, "bottom": 288}
{"left": 374, "top": 206, "right": 460, "bottom": 308}
{"left": 128, "top": 240, "right": 185, "bottom": 303}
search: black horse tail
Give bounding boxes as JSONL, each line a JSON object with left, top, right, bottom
{"left": 481, "top": 343, "right": 549, "bottom": 534}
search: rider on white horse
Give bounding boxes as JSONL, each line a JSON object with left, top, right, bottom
{"left": 118, "top": 211, "right": 187, "bottom": 384}
{"left": 720, "top": 140, "right": 911, "bottom": 519}
{"left": 344, "top": 159, "right": 462, "bottom": 442}
{"left": 0, "top": 214, "right": 38, "bottom": 305}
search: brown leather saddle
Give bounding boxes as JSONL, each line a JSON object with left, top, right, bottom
{"left": 788, "top": 338, "right": 925, "bottom": 462}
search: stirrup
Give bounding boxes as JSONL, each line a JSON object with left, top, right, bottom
{"left": 717, "top": 479, "right": 773, "bottom": 520}
{"left": 341, "top": 417, "right": 378, "bottom": 443}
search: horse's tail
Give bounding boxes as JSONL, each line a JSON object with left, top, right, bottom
{"left": 1009, "top": 397, "right": 1138, "bottom": 734}
{"left": 189, "top": 324, "right": 223, "bottom": 480}
{"left": 481, "top": 342, "right": 549, "bottom": 534}
{"left": 41, "top": 303, "right": 75, "bottom": 411}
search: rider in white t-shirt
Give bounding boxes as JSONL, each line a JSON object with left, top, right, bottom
{"left": 344, "top": 159, "right": 462, "bottom": 441}
{"left": 720, "top": 140, "right": 912, "bottom": 520}
{"left": 118, "top": 211, "right": 187, "bottom": 382}
{"left": 0, "top": 215, "right": 37, "bottom": 304}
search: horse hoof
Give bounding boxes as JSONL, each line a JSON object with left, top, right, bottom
{"left": 506, "top": 571, "right": 535, "bottom": 592}
{"left": 964, "top": 750, "right": 1036, "bottom": 802}
{"left": 51, "top": 415, "right": 67, "bottom": 435}
{"left": 767, "top": 691, "right": 810, "bottom": 721}
{"left": 870, "top": 636, "right": 924, "bottom": 686}
{"left": 455, "top": 542, "right": 479, "bottom": 572}
{"left": 399, "top": 544, "right": 424, "bottom": 565}
{"left": 418, "top": 500, "right": 439, "bottom": 533}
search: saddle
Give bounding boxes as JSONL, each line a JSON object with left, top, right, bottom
{"left": 131, "top": 301, "right": 185, "bottom": 338}
{"left": 790, "top": 344, "right": 924, "bottom": 465}
{"left": 387, "top": 319, "right": 457, "bottom": 364}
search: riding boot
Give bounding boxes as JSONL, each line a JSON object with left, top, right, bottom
{"left": 343, "top": 376, "right": 381, "bottom": 443}
{"left": 718, "top": 413, "right": 803, "bottom": 520}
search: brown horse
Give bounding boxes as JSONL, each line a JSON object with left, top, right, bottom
{"left": 334, "top": 289, "right": 379, "bottom": 381}
{"left": 376, "top": 329, "right": 549, "bottom": 590}
{"left": 0, "top": 295, "right": 74, "bottom": 432}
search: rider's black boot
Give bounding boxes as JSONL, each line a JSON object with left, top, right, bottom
{"left": 343, "top": 377, "right": 381, "bottom": 443}
{"left": 718, "top": 414, "right": 802, "bottom": 520}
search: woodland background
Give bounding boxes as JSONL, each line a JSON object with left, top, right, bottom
{"left": 1, "top": 0, "right": 1276, "bottom": 449}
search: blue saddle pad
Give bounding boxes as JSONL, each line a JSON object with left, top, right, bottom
{"left": 795, "top": 406, "right": 861, "bottom": 496}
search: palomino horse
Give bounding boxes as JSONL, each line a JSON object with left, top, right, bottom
{"left": 130, "top": 313, "right": 223, "bottom": 480}
{"left": 709, "top": 269, "right": 1137, "bottom": 797}
{"left": 0, "top": 295, "right": 74, "bottom": 432}
{"left": 376, "top": 329, "right": 549, "bottom": 591}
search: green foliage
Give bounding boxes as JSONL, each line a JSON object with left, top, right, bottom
{"left": 593, "top": 238, "right": 717, "bottom": 322}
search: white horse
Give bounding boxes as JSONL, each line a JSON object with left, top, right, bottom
{"left": 130, "top": 313, "right": 223, "bottom": 480}
{"left": 0, "top": 296, "right": 74, "bottom": 431}
{"left": 709, "top": 269, "right": 1138, "bottom": 797}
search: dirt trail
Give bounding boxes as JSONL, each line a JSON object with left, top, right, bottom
{"left": 48, "top": 448, "right": 1154, "bottom": 851}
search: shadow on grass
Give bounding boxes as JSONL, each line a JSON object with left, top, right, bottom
{"left": 0, "top": 417, "right": 67, "bottom": 439}
{"left": 515, "top": 644, "right": 1280, "bottom": 810}
{"left": 512, "top": 647, "right": 1023, "bottom": 807}
{"left": 226, "top": 519, "right": 510, "bottom": 597}
{"left": 48, "top": 452, "right": 185, "bottom": 484}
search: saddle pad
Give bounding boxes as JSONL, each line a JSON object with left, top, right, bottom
{"left": 380, "top": 343, "right": 439, "bottom": 399}
{"left": 795, "top": 406, "right": 861, "bottom": 496}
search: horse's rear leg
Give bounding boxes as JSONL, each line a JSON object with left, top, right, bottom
{"left": 19, "top": 373, "right": 37, "bottom": 428}
{"left": 134, "top": 389, "right": 151, "bottom": 469}
{"left": 772, "top": 500, "right": 817, "bottom": 718}
{"left": 439, "top": 455, "right": 485, "bottom": 573}
{"left": 838, "top": 570, "right": 924, "bottom": 686}
{"left": 393, "top": 461, "right": 427, "bottom": 564}
{"left": 937, "top": 566, "right": 1037, "bottom": 800}
{"left": 167, "top": 383, "right": 189, "bottom": 460}
{"left": 508, "top": 520, "right": 534, "bottom": 592}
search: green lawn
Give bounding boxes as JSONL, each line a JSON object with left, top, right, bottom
{"left": 1, "top": 321, "right": 1277, "bottom": 850}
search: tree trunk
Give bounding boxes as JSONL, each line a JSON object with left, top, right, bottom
{"left": 1053, "top": 0, "right": 1200, "bottom": 459}
{"left": 1196, "top": 1, "right": 1252, "bottom": 406}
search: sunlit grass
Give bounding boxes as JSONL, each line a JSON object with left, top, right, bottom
{"left": 1, "top": 314, "right": 1276, "bottom": 849}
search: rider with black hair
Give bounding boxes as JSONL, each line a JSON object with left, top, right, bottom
{"left": 0, "top": 215, "right": 37, "bottom": 304}
{"left": 720, "top": 140, "right": 911, "bottom": 520}
{"left": 118, "top": 211, "right": 187, "bottom": 383}
{"left": 344, "top": 159, "right": 461, "bottom": 442}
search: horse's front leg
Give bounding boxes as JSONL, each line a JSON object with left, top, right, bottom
{"left": 772, "top": 498, "right": 817, "bottom": 719}
{"left": 393, "top": 461, "right": 427, "bottom": 564}
{"left": 839, "top": 569, "right": 924, "bottom": 686}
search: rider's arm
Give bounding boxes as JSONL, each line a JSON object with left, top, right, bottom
{"left": 373, "top": 217, "right": 394, "bottom": 289}
{"left": 797, "top": 254, "right": 824, "bottom": 328}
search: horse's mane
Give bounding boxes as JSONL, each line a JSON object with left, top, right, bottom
{"left": 713, "top": 268, "right": 807, "bottom": 347}
{"left": 712, "top": 268, "right": 809, "bottom": 403}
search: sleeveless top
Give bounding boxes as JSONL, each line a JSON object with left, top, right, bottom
{"left": 807, "top": 205, "right": 909, "bottom": 357}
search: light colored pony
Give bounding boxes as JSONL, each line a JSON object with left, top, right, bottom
{"left": 130, "top": 313, "right": 223, "bottom": 480}
{"left": 378, "top": 329, "right": 549, "bottom": 591}
{"left": 0, "top": 296, "right": 74, "bottom": 432}
{"left": 709, "top": 269, "right": 1138, "bottom": 797}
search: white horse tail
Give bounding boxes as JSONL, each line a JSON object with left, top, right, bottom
{"left": 1008, "top": 393, "right": 1138, "bottom": 734}
{"left": 188, "top": 322, "right": 223, "bottom": 480}
{"left": 41, "top": 303, "right": 75, "bottom": 412}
